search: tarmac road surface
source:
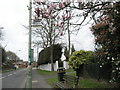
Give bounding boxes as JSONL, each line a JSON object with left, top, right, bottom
{"left": 1, "top": 68, "right": 28, "bottom": 88}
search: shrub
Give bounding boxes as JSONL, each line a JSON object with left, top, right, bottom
{"left": 68, "top": 50, "right": 94, "bottom": 69}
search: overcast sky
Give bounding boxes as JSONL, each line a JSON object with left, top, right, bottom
{"left": 0, "top": 0, "right": 95, "bottom": 61}
{"left": 0, "top": 0, "right": 29, "bottom": 61}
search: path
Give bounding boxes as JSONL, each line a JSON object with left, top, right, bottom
{"left": 32, "top": 69, "right": 52, "bottom": 88}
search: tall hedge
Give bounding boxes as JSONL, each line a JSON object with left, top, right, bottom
{"left": 38, "top": 44, "right": 62, "bottom": 65}
{"left": 91, "top": 2, "right": 120, "bottom": 83}
{"left": 0, "top": 48, "right": 6, "bottom": 63}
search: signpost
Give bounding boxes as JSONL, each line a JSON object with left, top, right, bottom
{"left": 30, "top": 49, "right": 33, "bottom": 63}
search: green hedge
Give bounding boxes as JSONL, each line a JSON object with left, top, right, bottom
{"left": 38, "top": 44, "right": 62, "bottom": 65}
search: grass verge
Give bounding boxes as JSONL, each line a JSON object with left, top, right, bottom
{"left": 37, "top": 69, "right": 57, "bottom": 75}
{"left": 46, "top": 76, "right": 58, "bottom": 88}
{"left": 78, "top": 77, "right": 113, "bottom": 88}
{"left": 2, "top": 68, "right": 14, "bottom": 73}
{"left": 46, "top": 73, "right": 113, "bottom": 88}
{"left": 2, "top": 68, "right": 26, "bottom": 73}
{"left": 37, "top": 69, "right": 113, "bottom": 88}
{"left": 65, "top": 69, "right": 74, "bottom": 72}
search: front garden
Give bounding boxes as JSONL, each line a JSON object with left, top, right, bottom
{"left": 37, "top": 69, "right": 114, "bottom": 88}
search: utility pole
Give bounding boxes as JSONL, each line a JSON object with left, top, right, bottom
{"left": 26, "top": 0, "right": 32, "bottom": 88}
{"left": 29, "top": 0, "right": 32, "bottom": 64}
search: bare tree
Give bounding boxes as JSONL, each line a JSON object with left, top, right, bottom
{"left": 6, "top": 51, "right": 20, "bottom": 63}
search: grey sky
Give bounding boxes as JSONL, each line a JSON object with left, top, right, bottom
{"left": 0, "top": 0, "right": 95, "bottom": 61}
{"left": 0, "top": 0, "right": 29, "bottom": 61}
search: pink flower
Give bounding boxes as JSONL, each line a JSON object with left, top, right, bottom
{"left": 59, "top": 2, "right": 64, "bottom": 8}
{"left": 64, "top": 0, "right": 70, "bottom": 3}
{"left": 34, "top": 7, "right": 40, "bottom": 17}
{"left": 48, "top": 3, "right": 55, "bottom": 14}
{"left": 77, "top": 0, "right": 82, "bottom": 2}
{"left": 33, "top": 0, "right": 41, "bottom": 4}
{"left": 57, "top": 16, "right": 60, "bottom": 20}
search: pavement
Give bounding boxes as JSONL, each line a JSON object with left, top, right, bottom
{"left": 32, "top": 68, "right": 75, "bottom": 89}
{"left": 32, "top": 68, "right": 53, "bottom": 88}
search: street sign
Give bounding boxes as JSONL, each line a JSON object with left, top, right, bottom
{"left": 30, "top": 49, "right": 33, "bottom": 63}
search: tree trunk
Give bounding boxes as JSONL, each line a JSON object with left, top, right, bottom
{"left": 50, "top": 19, "right": 54, "bottom": 71}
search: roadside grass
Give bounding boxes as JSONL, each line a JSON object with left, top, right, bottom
{"left": 37, "top": 68, "right": 74, "bottom": 75}
{"left": 78, "top": 77, "right": 113, "bottom": 88}
{"left": 37, "top": 69, "right": 113, "bottom": 88}
{"left": 2, "top": 68, "right": 26, "bottom": 73}
{"left": 37, "top": 69, "right": 57, "bottom": 75}
{"left": 2, "top": 68, "right": 14, "bottom": 73}
{"left": 46, "top": 76, "right": 58, "bottom": 88}
{"left": 67, "top": 72, "right": 76, "bottom": 76}
{"left": 46, "top": 72, "right": 113, "bottom": 88}
{"left": 37, "top": 69, "right": 74, "bottom": 87}
{"left": 65, "top": 68, "right": 74, "bottom": 72}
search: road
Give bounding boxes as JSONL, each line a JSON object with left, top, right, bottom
{"left": 1, "top": 68, "right": 28, "bottom": 88}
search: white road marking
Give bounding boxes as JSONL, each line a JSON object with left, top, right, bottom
{"left": 0, "top": 76, "right": 6, "bottom": 79}
{"left": 0, "top": 69, "right": 27, "bottom": 79}
{"left": 7, "top": 73, "right": 13, "bottom": 77}
{"left": 32, "top": 80, "right": 38, "bottom": 83}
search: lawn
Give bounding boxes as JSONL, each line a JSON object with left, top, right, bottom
{"left": 37, "top": 69, "right": 113, "bottom": 88}
{"left": 2, "top": 67, "right": 26, "bottom": 73}
{"left": 37, "top": 68, "right": 74, "bottom": 75}
{"left": 78, "top": 77, "right": 113, "bottom": 88}
{"left": 37, "top": 69, "right": 57, "bottom": 75}
{"left": 2, "top": 68, "right": 14, "bottom": 73}
{"left": 46, "top": 73, "right": 113, "bottom": 88}
{"left": 46, "top": 76, "right": 58, "bottom": 87}
{"left": 65, "top": 68, "right": 74, "bottom": 72}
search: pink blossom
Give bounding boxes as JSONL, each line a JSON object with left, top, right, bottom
{"left": 64, "top": 0, "right": 70, "bottom": 2}
{"left": 77, "top": 0, "right": 82, "bottom": 2}
{"left": 42, "top": 14, "right": 49, "bottom": 18}
{"left": 66, "top": 12, "right": 71, "bottom": 20}
{"left": 60, "top": 32, "right": 63, "bottom": 36}
{"left": 56, "top": 23, "right": 59, "bottom": 26}
{"left": 34, "top": 7, "right": 40, "bottom": 17}
{"left": 57, "top": 16, "right": 60, "bottom": 20}
{"left": 59, "top": 2, "right": 64, "bottom": 8}
{"left": 48, "top": 3, "right": 55, "bottom": 14}
{"left": 41, "top": 8, "right": 47, "bottom": 14}
{"left": 33, "top": 0, "right": 41, "bottom": 4}
{"left": 60, "top": 22, "right": 64, "bottom": 25}
{"left": 63, "top": 0, "right": 70, "bottom": 5}
{"left": 62, "top": 15, "right": 66, "bottom": 21}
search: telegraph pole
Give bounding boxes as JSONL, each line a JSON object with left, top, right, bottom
{"left": 29, "top": 0, "right": 32, "bottom": 64}
{"left": 26, "top": 0, "right": 32, "bottom": 88}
